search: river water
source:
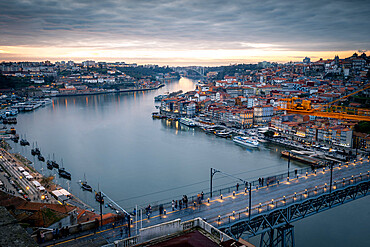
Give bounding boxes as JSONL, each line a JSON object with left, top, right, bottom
{"left": 9, "top": 78, "right": 370, "bottom": 246}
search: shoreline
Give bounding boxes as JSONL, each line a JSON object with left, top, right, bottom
{"left": 0, "top": 141, "right": 93, "bottom": 210}
{"left": 53, "top": 83, "right": 165, "bottom": 97}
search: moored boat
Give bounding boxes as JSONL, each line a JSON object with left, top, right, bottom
{"left": 58, "top": 168, "right": 71, "bottom": 180}
{"left": 20, "top": 139, "right": 30, "bottom": 146}
{"left": 80, "top": 174, "right": 92, "bottom": 192}
{"left": 2, "top": 117, "right": 17, "bottom": 124}
{"left": 47, "top": 160, "right": 53, "bottom": 170}
{"left": 51, "top": 154, "right": 59, "bottom": 169}
{"left": 179, "top": 118, "right": 196, "bottom": 127}
{"left": 81, "top": 181, "right": 92, "bottom": 192}
{"left": 9, "top": 127, "right": 16, "bottom": 134}
{"left": 233, "top": 136, "right": 259, "bottom": 148}
{"left": 214, "top": 129, "right": 232, "bottom": 138}
{"left": 37, "top": 154, "right": 45, "bottom": 162}
{"left": 152, "top": 112, "right": 166, "bottom": 119}
{"left": 197, "top": 119, "right": 215, "bottom": 126}
{"left": 31, "top": 142, "right": 41, "bottom": 156}
{"left": 58, "top": 158, "right": 71, "bottom": 179}
{"left": 52, "top": 161, "right": 59, "bottom": 169}
{"left": 257, "top": 137, "right": 268, "bottom": 143}
{"left": 95, "top": 191, "right": 104, "bottom": 203}
{"left": 11, "top": 134, "right": 19, "bottom": 143}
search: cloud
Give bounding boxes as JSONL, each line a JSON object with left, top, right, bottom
{"left": 0, "top": 0, "right": 369, "bottom": 61}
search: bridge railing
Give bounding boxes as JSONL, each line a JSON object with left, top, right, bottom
{"left": 138, "top": 165, "right": 315, "bottom": 213}
{"left": 136, "top": 159, "right": 370, "bottom": 215}
{"left": 213, "top": 167, "right": 370, "bottom": 227}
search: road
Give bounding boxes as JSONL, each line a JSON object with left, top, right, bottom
{"left": 0, "top": 148, "right": 47, "bottom": 201}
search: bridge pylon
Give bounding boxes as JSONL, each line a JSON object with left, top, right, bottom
{"left": 260, "top": 224, "right": 295, "bottom": 247}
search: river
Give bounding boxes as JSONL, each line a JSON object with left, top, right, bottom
{"left": 8, "top": 77, "right": 370, "bottom": 246}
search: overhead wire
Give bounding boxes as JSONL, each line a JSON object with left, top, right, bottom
{"left": 114, "top": 163, "right": 286, "bottom": 203}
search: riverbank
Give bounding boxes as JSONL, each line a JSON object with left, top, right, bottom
{"left": 8, "top": 77, "right": 302, "bottom": 210}
{"left": 0, "top": 143, "right": 92, "bottom": 211}
{"left": 55, "top": 83, "right": 165, "bottom": 97}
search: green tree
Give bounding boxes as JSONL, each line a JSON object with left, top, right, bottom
{"left": 354, "top": 121, "right": 370, "bottom": 134}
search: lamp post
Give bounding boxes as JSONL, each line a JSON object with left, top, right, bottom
{"left": 210, "top": 168, "right": 220, "bottom": 198}
{"left": 287, "top": 151, "right": 291, "bottom": 178}
{"left": 329, "top": 161, "right": 334, "bottom": 193}
{"left": 249, "top": 182, "right": 252, "bottom": 221}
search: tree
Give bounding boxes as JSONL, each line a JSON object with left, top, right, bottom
{"left": 354, "top": 121, "right": 370, "bottom": 134}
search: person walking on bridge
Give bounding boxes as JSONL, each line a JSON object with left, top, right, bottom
{"left": 184, "top": 195, "right": 188, "bottom": 208}
{"left": 146, "top": 205, "right": 151, "bottom": 218}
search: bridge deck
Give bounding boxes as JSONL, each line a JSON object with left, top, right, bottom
{"left": 132, "top": 158, "right": 370, "bottom": 232}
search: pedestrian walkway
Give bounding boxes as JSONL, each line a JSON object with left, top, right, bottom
{"left": 43, "top": 157, "right": 370, "bottom": 246}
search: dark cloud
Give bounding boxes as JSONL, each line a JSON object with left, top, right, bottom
{"left": 0, "top": 0, "right": 369, "bottom": 52}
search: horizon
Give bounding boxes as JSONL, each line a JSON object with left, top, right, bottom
{"left": 1, "top": 50, "right": 368, "bottom": 67}
{"left": 1, "top": 0, "right": 369, "bottom": 66}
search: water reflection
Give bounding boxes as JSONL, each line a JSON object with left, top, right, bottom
{"left": 11, "top": 78, "right": 301, "bottom": 211}
{"left": 7, "top": 77, "right": 370, "bottom": 247}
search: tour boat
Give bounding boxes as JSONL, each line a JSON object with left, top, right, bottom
{"left": 233, "top": 136, "right": 259, "bottom": 148}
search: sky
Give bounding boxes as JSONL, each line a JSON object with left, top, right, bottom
{"left": 0, "top": 0, "right": 369, "bottom": 66}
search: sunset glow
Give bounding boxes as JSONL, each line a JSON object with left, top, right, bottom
{"left": 0, "top": 0, "right": 369, "bottom": 65}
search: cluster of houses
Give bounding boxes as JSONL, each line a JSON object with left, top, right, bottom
{"left": 0, "top": 60, "right": 178, "bottom": 97}
{"left": 159, "top": 53, "right": 370, "bottom": 149}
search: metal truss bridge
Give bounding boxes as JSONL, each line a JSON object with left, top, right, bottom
{"left": 129, "top": 157, "right": 370, "bottom": 247}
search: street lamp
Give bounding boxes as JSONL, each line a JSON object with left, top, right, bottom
{"left": 329, "top": 161, "right": 334, "bottom": 193}
{"left": 248, "top": 182, "right": 252, "bottom": 221}
{"left": 287, "top": 151, "right": 291, "bottom": 178}
{"left": 210, "top": 168, "right": 220, "bottom": 198}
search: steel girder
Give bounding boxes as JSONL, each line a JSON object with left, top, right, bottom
{"left": 260, "top": 224, "right": 295, "bottom": 247}
{"left": 219, "top": 180, "right": 370, "bottom": 239}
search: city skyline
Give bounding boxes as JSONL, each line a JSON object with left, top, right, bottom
{"left": 1, "top": 0, "right": 369, "bottom": 65}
